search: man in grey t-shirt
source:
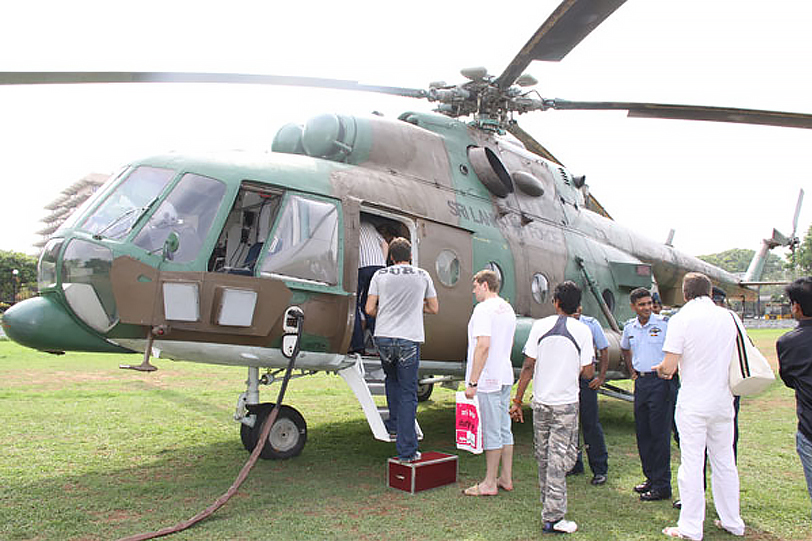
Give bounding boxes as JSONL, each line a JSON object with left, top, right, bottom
{"left": 366, "top": 237, "right": 438, "bottom": 462}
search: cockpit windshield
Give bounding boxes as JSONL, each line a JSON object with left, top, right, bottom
{"left": 79, "top": 166, "right": 175, "bottom": 239}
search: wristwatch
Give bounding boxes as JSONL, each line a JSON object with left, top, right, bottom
{"left": 468, "top": 381, "right": 478, "bottom": 387}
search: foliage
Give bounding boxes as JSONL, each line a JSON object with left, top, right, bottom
{"left": 794, "top": 223, "right": 812, "bottom": 274}
{"left": 0, "top": 333, "right": 809, "bottom": 541}
{"left": 0, "top": 250, "right": 38, "bottom": 303}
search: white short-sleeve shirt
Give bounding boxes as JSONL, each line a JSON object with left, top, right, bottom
{"left": 465, "top": 296, "right": 517, "bottom": 393}
{"left": 523, "top": 314, "right": 594, "bottom": 406}
{"left": 662, "top": 296, "right": 737, "bottom": 415}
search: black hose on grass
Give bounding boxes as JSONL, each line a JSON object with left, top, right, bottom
{"left": 118, "top": 312, "right": 304, "bottom": 541}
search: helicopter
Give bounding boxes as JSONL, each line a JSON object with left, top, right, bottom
{"left": 3, "top": 0, "right": 812, "bottom": 460}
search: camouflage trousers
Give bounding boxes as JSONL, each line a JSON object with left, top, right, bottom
{"left": 532, "top": 402, "right": 579, "bottom": 523}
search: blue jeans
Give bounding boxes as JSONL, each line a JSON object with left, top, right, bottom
{"left": 351, "top": 266, "right": 383, "bottom": 352}
{"left": 796, "top": 430, "right": 812, "bottom": 518}
{"left": 375, "top": 337, "right": 420, "bottom": 460}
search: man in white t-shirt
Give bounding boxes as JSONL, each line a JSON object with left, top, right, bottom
{"left": 655, "top": 272, "right": 745, "bottom": 540}
{"left": 509, "top": 281, "right": 594, "bottom": 535}
{"left": 462, "top": 269, "right": 517, "bottom": 497}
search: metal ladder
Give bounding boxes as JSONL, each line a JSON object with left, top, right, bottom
{"left": 338, "top": 355, "right": 423, "bottom": 442}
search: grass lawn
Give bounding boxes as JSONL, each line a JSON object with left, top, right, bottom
{"left": 0, "top": 328, "right": 809, "bottom": 540}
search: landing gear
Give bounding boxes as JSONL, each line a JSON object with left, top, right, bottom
{"left": 240, "top": 403, "right": 307, "bottom": 460}
{"left": 416, "top": 381, "right": 434, "bottom": 402}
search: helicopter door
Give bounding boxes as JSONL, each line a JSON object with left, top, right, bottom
{"left": 415, "top": 218, "right": 472, "bottom": 362}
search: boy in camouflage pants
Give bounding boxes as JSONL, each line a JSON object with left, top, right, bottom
{"left": 510, "top": 282, "right": 594, "bottom": 534}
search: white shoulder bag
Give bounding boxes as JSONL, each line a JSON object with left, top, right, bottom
{"left": 729, "top": 312, "right": 775, "bottom": 396}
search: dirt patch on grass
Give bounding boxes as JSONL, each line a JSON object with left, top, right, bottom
{"left": 90, "top": 509, "right": 143, "bottom": 525}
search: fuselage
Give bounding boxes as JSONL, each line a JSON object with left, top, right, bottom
{"left": 2, "top": 110, "right": 751, "bottom": 378}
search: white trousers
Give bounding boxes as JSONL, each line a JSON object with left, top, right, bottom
{"left": 675, "top": 406, "right": 745, "bottom": 540}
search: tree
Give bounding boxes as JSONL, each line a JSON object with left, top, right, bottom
{"left": 0, "top": 250, "right": 38, "bottom": 305}
{"left": 793, "top": 223, "right": 812, "bottom": 275}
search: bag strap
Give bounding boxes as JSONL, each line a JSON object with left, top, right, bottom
{"left": 729, "top": 311, "right": 750, "bottom": 378}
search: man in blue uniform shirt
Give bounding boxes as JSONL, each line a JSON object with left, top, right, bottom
{"left": 621, "top": 287, "right": 672, "bottom": 501}
{"left": 569, "top": 306, "right": 610, "bottom": 485}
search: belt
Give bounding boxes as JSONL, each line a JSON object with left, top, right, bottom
{"left": 636, "top": 371, "right": 658, "bottom": 378}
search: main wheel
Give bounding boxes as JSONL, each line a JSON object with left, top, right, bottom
{"left": 416, "top": 381, "right": 434, "bottom": 402}
{"left": 240, "top": 404, "right": 307, "bottom": 459}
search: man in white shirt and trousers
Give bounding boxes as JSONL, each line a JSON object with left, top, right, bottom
{"left": 655, "top": 272, "right": 745, "bottom": 540}
{"left": 462, "top": 269, "right": 517, "bottom": 496}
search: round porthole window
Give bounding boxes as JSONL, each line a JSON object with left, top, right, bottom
{"left": 531, "top": 273, "right": 549, "bottom": 304}
{"left": 485, "top": 262, "right": 503, "bottom": 292}
{"left": 435, "top": 249, "right": 460, "bottom": 287}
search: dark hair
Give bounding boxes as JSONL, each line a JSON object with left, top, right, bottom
{"left": 629, "top": 287, "right": 651, "bottom": 305}
{"left": 683, "top": 272, "right": 712, "bottom": 301}
{"left": 473, "top": 269, "right": 500, "bottom": 292}
{"left": 388, "top": 237, "right": 411, "bottom": 263}
{"left": 785, "top": 276, "right": 812, "bottom": 317}
{"left": 712, "top": 286, "right": 727, "bottom": 301}
{"left": 554, "top": 281, "right": 581, "bottom": 315}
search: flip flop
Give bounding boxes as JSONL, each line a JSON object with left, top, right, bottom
{"left": 662, "top": 526, "right": 687, "bottom": 539}
{"left": 463, "top": 483, "right": 497, "bottom": 496}
{"left": 497, "top": 482, "right": 514, "bottom": 492}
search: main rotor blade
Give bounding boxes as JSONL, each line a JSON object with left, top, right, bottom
{"left": 506, "top": 120, "right": 564, "bottom": 165}
{"left": 546, "top": 99, "right": 812, "bottom": 129}
{"left": 506, "top": 121, "right": 613, "bottom": 220}
{"left": 792, "top": 188, "right": 804, "bottom": 237}
{"left": 0, "top": 71, "right": 428, "bottom": 98}
{"left": 496, "top": 0, "right": 627, "bottom": 89}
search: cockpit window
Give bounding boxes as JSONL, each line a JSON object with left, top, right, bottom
{"left": 79, "top": 166, "right": 175, "bottom": 239}
{"left": 260, "top": 195, "right": 340, "bottom": 285}
{"left": 133, "top": 173, "right": 227, "bottom": 263}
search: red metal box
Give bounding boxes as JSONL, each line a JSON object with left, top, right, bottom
{"left": 387, "top": 451, "right": 458, "bottom": 493}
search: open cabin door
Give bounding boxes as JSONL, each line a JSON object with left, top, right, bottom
{"left": 415, "top": 218, "right": 473, "bottom": 362}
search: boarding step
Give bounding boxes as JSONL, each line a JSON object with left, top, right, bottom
{"left": 338, "top": 355, "right": 422, "bottom": 442}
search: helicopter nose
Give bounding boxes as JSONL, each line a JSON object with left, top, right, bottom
{"left": 2, "top": 295, "right": 131, "bottom": 354}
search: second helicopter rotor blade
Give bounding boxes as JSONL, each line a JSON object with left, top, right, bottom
{"left": 0, "top": 71, "right": 428, "bottom": 99}
{"left": 496, "top": 0, "right": 628, "bottom": 89}
{"left": 546, "top": 99, "right": 812, "bottom": 130}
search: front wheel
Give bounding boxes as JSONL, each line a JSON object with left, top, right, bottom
{"left": 416, "top": 381, "right": 434, "bottom": 402}
{"left": 240, "top": 403, "right": 307, "bottom": 459}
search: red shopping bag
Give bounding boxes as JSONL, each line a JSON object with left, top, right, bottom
{"left": 455, "top": 392, "right": 483, "bottom": 454}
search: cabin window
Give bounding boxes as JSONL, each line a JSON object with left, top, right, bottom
{"left": 602, "top": 289, "right": 615, "bottom": 312}
{"left": 485, "top": 262, "right": 503, "bottom": 292}
{"left": 531, "top": 273, "right": 549, "bottom": 304}
{"left": 37, "top": 238, "right": 63, "bottom": 291}
{"left": 133, "top": 173, "right": 227, "bottom": 264}
{"left": 61, "top": 239, "right": 117, "bottom": 331}
{"left": 260, "top": 195, "right": 340, "bottom": 285}
{"left": 79, "top": 166, "right": 175, "bottom": 239}
{"left": 435, "top": 249, "right": 460, "bottom": 288}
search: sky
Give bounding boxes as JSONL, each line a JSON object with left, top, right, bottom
{"left": 1, "top": 0, "right": 811, "bottom": 261}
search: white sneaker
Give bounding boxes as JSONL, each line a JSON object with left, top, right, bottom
{"left": 543, "top": 519, "right": 578, "bottom": 534}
